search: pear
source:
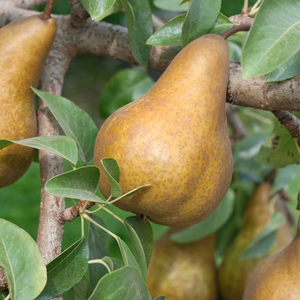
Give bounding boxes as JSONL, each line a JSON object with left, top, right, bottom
{"left": 243, "top": 226, "right": 300, "bottom": 300}
{"left": 217, "top": 183, "right": 293, "bottom": 300}
{"left": 147, "top": 228, "right": 218, "bottom": 300}
{"left": 0, "top": 12, "right": 56, "bottom": 188}
{"left": 93, "top": 34, "right": 233, "bottom": 227}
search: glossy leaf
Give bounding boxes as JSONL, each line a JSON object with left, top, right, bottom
{"left": 99, "top": 69, "right": 154, "bottom": 118}
{"left": 182, "top": 0, "right": 221, "bottom": 46}
{"left": 37, "top": 238, "right": 89, "bottom": 300}
{"left": 264, "top": 51, "right": 300, "bottom": 82}
{"left": 88, "top": 266, "right": 151, "bottom": 300}
{"left": 124, "top": 216, "right": 153, "bottom": 281}
{"left": 81, "top": 0, "right": 122, "bottom": 21}
{"left": 147, "top": 12, "right": 232, "bottom": 47}
{"left": 88, "top": 215, "right": 109, "bottom": 290}
{"left": 146, "top": 14, "right": 185, "bottom": 46}
{"left": 271, "top": 164, "right": 300, "bottom": 194}
{"left": 33, "top": 88, "right": 98, "bottom": 165}
{"left": 241, "top": 0, "right": 300, "bottom": 78}
{"left": 209, "top": 12, "right": 234, "bottom": 35}
{"left": 0, "top": 219, "right": 46, "bottom": 300}
{"left": 45, "top": 166, "right": 106, "bottom": 203}
{"left": 153, "top": 0, "right": 188, "bottom": 11}
{"left": 171, "top": 188, "right": 235, "bottom": 243}
{"left": 63, "top": 276, "right": 92, "bottom": 300}
{"left": 101, "top": 158, "right": 122, "bottom": 198}
{"left": 255, "top": 122, "right": 300, "bottom": 167}
{"left": 0, "top": 136, "right": 78, "bottom": 166}
{"left": 241, "top": 212, "right": 286, "bottom": 259}
{"left": 120, "top": 0, "right": 152, "bottom": 69}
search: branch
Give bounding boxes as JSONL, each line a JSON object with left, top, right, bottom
{"left": 272, "top": 110, "right": 300, "bottom": 146}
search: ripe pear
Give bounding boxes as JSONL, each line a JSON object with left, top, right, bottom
{"left": 147, "top": 228, "right": 218, "bottom": 300}
{"left": 0, "top": 13, "right": 56, "bottom": 188}
{"left": 93, "top": 34, "right": 233, "bottom": 227}
{"left": 243, "top": 226, "right": 300, "bottom": 300}
{"left": 217, "top": 183, "right": 293, "bottom": 300}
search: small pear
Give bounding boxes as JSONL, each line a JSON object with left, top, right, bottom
{"left": 94, "top": 34, "right": 233, "bottom": 227}
{"left": 0, "top": 12, "right": 56, "bottom": 188}
{"left": 147, "top": 228, "right": 218, "bottom": 300}
{"left": 243, "top": 226, "right": 300, "bottom": 300}
{"left": 217, "top": 183, "right": 293, "bottom": 300}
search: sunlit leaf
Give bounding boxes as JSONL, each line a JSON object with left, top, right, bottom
{"left": 33, "top": 88, "right": 98, "bottom": 165}
{"left": 0, "top": 219, "right": 46, "bottom": 300}
{"left": 0, "top": 136, "right": 78, "bottom": 166}
{"left": 45, "top": 166, "right": 106, "bottom": 203}
{"left": 241, "top": 0, "right": 300, "bottom": 78}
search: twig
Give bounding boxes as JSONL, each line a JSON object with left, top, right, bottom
{"left": 221, "top": 22, "right": 253, "bottom": 40}
{"left": 272, "top": 110, "right": 300, "bottom": 146}
{"left": 226, "top": 103, "right": 248, "bottom": 145}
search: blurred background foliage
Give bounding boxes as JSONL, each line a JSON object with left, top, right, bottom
{"left": 1, "top": 0, "right": 299, "bottom": 265}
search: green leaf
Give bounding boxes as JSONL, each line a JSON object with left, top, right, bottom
{"left": 81, "top": 0, "right": 122, "bottom": 21}
{"left": 88, "top": 215, "right": 109, "bottom": 290}
{"left": 120, "top": 0, "right": 152, "bottom": 69}
{"left": 32, "top": 88, "right": 98, "bottom": 165}
{"left": 110, "top": 184, "right": 151, "bottom": 204}
{"left": 101, "top": 256, "right": 124, "bottom": 272}
{"left": 0, "top": 136, "right": 78, "bottom": 166}
{"left": 271, "top": 164, "right": 300, "bottom": 194}
{"left": 37, "top": 238, "right": 89, "bottom": 300}
{"left": 264, "top": 51, "right": 300, "bottom": 82}
{"left": 45, "top": 166, "right": 106, "bottom": 203}
{"left": 63, "top": 276, "right": 92, "bottom": 300}
{"left": 116, "top": 237, "right": 141, "bottom": 274}
{"left": 171, "top": 188, "right": 235, "bottom": 243}
{"left": 182, "top": 0, "right": 221, "bottom": 46}
{"left": 255, "top": 122, "right": 300, "bottom": 167}
{"left": 101, "top": 158, "right": 122, "bottom": 198}
{"left": 99, "top": 69, "right": 154, "bottom": 118}
{"left": 0, "top": 219, "right": 46, "bottom": 300}
{"left": 154, "top": 297, "right": 166, "bottom": 300}
{"left": 241, "top": 0, "right": 300, "bottom": 78}
{"left": 124, "top": 216, "right": 153, "bottom": 281}
{"left": 241, "top": 211, "right": 286, "bottom": 259}
{"left": 146, "top": 14, "right": 185, "bottom": 46}
{"left": 88, "top": 266, "right": 151, "bottom": 300}
{"left": 209, "top": 12, "right": 234, "bottom": 35}
{"left": 153, "top": 0, "right": 189, "bottom": 11}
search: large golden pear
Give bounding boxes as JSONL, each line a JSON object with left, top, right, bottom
{"left": 0, "top": 14, "right": 56, "bottom": 188}
{"left": 217, "top": 182, "right": 293, "bottom": 300}
{"left": 243, "top": 226, "right": 300, "bottom": 300}
{"left": 94, "top": 34, "right": 233, "bottom": 227}
{"left": 147, "top": 228, "right": 218, "bottom": 300}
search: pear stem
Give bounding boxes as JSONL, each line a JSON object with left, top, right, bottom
{"left": 42, "top": 0, "right": 55, "bottom": 20}
{"left": 221, "top": 22, "right": 252, "bottom": 40}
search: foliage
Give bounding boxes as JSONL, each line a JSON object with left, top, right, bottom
{"left": 0, "top": 0, "right": 299, "bottom": 299}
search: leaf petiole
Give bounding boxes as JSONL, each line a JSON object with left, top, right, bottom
{"left": 89, "top": 259, "right": 112, "bottom": 273}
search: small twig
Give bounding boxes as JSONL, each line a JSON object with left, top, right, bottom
{"left": 69, "top": 0, "right": 90, "bottom": 28}
{"left": 57, "top": 200, "right": 95, "bottom": 223}
{"left": 229, "top": 13, "right": 253, "bottom": 25}
{"left": 221, "top": 22, "right": 253, "bottom": 40}
{"left": 275, "top": 198, "right": 298, "bottom": 228}
{"left": 266, "top": 168, "right": 277, "bottom": 184}
{"left": 272, "top": 111, "right": 300, "bottom": 146}
{"left": 226, "top": 103, "right": 248, "bottom": 145}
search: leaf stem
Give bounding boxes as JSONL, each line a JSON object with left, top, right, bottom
{"left": 242, "top": 0, "right": 248, "bottom": 14}
{"left": 83, "top": 213, "right": 118, "bottom": 239}
{"left": 89, "top": 259, "right": 112, "bottom": 273}
{"left": 101, "top": 206, "right": 125, "bottom": 224}
{"left": 41, "top": 0, "right": 55, "bottom": 20}
{"left": 81, "top": 215, "right": 85, "bottom": 238}
{"left": 221, "top": 22, "right": 252, "bottom": 40}
{"left": 4, "top": 294, "right": 10, "bottom": 300}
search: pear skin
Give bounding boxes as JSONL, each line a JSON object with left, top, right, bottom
{"left": 0, "top": 15, "right": 56, "bottom": 188}
{"left": 243, "top": 226, "right": 300, "bottom": 300}
{"left": 94, "top": 34, "right": 233, "bottom": 227}
{"left": 217, "top": 183, "right": 293, "bottom": 300}
{"left": 147, "top": 228, "right": 218, "bottom": 300}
